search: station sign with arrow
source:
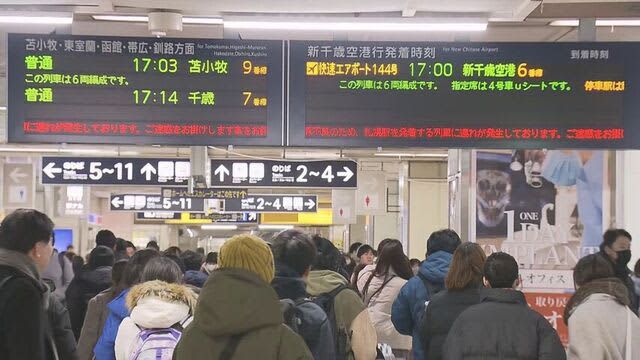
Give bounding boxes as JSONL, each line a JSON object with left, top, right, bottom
{"left": 188, "top": 212, "right": 258, "bottom": 223}
{"left": 210, "top": 160, "right": 357, "bottom": 188}
{"left": 223, "top": 194, "right": 318, "bottom": 213}
{"left": 110, "top": 194, "right": 204, "bottom": 212}
{"left": 3, "top": 163, "right": 35, "bottom": 209}
{"left": 41, "top": 157, "right": 190, "bottom": 185}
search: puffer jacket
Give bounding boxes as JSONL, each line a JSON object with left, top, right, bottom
{"left": 173, "top": 268, "right": 312, "bottom": 360}
{"left": 66, "top": 266, "right": 112, "bottom": 339}
{"left": 114, "top": 281, "right": 197, "bottom": 360}
{"left": 443, "top": 289, "right": 566, "bottom": 360}
{"left": 392, "top": 250, "right": 452, "bottom": 360}
{"left": 421, "top": 288, "right": 482, "bottom": 360}
{"left": 357, "top": 265, "right": 411, "bottom": 350}
{"left": 94, "top": 289, "right": 129, "bottom": 360}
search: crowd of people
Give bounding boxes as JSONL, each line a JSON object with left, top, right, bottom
{"left": 1, "top": 208, "right": 640, "bottom": 359}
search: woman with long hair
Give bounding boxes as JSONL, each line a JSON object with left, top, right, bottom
{"left": 566, "top": 254, "right": 640, "bottom": 359}
{"left": 357, "top": 239, "right": 413, "bottom": 357}
{"left": 420, "top": 242, "right": 486, "bottom": 360}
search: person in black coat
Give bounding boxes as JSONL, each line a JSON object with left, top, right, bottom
{"left": 443, "top": 252, "right": 566, "bottom": 360}
{"left": 421, "top": 242, "right": 486, "bottom": 360}
{"left": 599, "top": 228, "right": 639, "bottom": 312}
{"left": 65, "top": 246, "right": 115, "bottom": 339}
{"left": 0, "top": 209, "right": 58, "bottom": 360}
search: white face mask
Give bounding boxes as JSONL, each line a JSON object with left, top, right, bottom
{"left": 204, "top": 264, "right": 217, "bottom": 272}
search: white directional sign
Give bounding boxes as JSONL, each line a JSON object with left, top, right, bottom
{"left": 110, "top": 194, "right": 205, "bottom": 212}
{"left": 41, "top": 157, "right": 190, "bottom": 185}
{"left": 3, "top": 163, "right": 35, "bottom": 209}
{"left": 223, "top": 195, "right": 318, "bottom": 213}
{"left": 356, "top": 171, "right": 387, "bottom": 215}
{"left": 332, "top": 190, "right": 357, "bottom": 224}
{"left": 210, "top": 160, "right": 357, "bottom": 188}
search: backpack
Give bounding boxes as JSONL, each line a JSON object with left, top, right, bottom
{"left": 280, "top": 297, "right": 337, "bottom": 360}
{"left": 129, "top": 322, "right": 186, "bottom": 360}
{"left": 311, "top": 285, "right": 351, "bottom": 360}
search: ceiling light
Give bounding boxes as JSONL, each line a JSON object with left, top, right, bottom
{"left": 258, "top": 225, "right": 294, "bottom": 230}
{"left": 550, "top": 19, "right": 640, "bottom": 27}
{"left": 0, "top": 14, "right": 72, "bottom": 25}
{"left": 200, "top": 224, "right": 238, "bottom": 230}
{"left": 92, "top": 15, "right": 222, "bottom": 25}
{"left": 374, "top": 153, "right": 448, "bottom": 158}
{"left": 224, "top": 20, "right": 487, "bottom": 32}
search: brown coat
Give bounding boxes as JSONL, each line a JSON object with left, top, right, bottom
{"left": 76, "top": 289, "right": 113, "bottom": 360}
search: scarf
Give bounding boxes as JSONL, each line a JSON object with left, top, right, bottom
{"left": 564, "top": 277, "right": 630, "bottom": 325}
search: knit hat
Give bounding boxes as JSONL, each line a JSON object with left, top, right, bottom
{"left": 219, "top": 234, "right": 275, "bottom": 283}
{"left": 89, "top": 245, "right": 115, "bottom": 269}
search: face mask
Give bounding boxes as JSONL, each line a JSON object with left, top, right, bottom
{"left": 204, "top": 264, "right": 217, "bottom": 273}
{"left": 541, "top": 151, "right": 582, "bottom": 187}
{"left": 617, "top": 249, "right": 632, "bottom": 267}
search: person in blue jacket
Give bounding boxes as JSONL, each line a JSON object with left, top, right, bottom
{"left": 93, "top": 248, "right": 159, "bottom": 360}
{"left": 391, "top": 229, "right": 461, "bottom": 360}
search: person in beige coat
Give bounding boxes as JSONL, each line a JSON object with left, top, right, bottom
{"left": 565, "top": 254, "right": 640, "bottom": 360}
{"left": 357, "top": 239, "right": 413, "bottom": 357}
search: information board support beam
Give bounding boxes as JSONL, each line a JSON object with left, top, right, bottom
{"left": 578, "top": 18, "right": 596, "bottom": 42}
{"left": 399, "top": 161, "right": 410, "bottom": 254}
{"left": 189, "top": 146, "right": 209, "bottom": 191}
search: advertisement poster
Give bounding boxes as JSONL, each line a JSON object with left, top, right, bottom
{"left": 474, "top": 150, "right": 610, "bottom": 348}
{"left": 475, "top": 150, "right": 607, "bottom": 271}
{"left": 525, "top": 292, "right": 571, "bottom": 347}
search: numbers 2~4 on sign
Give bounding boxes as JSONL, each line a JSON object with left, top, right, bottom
{"left": 210, "top": 160, "right": 357, "bottom": 188}
{"left": 223, "top": 195, "right": 318, "bottom": 213}
{"left": 41, "top": 157, "right": 190, "bottom": 185}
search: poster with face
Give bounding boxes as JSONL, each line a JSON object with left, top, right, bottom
{"left": 475, "top": 150, "right": 607, "bottom": 272}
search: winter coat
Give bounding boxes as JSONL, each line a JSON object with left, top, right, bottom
{"left": 48, "top": 288, "right": 78, "bottom": 360}
{"left": 114, "top": 281, "right": 197, "bottom": 360}
{"left": 307, "top": 269, "right": 378, "bottom": 360}
{"left": 421, "top": 288, "right": 482, "bottom": 360}
{"left": 94, "top": 289, "right": 130, "bottom": 360}
{"left": 77, "top": 289, "right": 114, "bottom": 360}
{"left": 632, "top": 275, "right": 640, "bottom": 299}
{"left": 443, "top": 288, "right": 566, "bottom": 360}
{"left": 272, "top": 263, "right": 335, "bottom": 360}
{"left": 66, "top": 266, "right": 112, "bottom": 339}
{"left": 392, "top": 250, "right": 452, "bottom": 360}
{"left": 42, "top": 250, "right": 74, "bottom": 301}
{"left": 568, "top": 293, "right": 640, "bottom": 360}
{"left": 565, "top": 277, "right": 640, "bottom": 360}
{"left": 600, "top": 252, "right": 639, "bottom": 313}
{"left": 0, "top": 248, "right": 54, "bottom": 360}
{"left": 172, "top": 268, "right": 312, "bottom": 360}
{"left": 357, "top": 265, "right": 412, "bottom": 350}
{"left": 184, "top": 270, "right": 208, "bottom": 288}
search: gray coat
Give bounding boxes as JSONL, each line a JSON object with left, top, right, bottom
{"left": 42, "top": 250, "right": 74, "bottom": 301}
{"left": 76, "top": 289, "right": 113, "bottom": 360}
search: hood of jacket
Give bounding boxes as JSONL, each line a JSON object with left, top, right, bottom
{"left": 420, "top": 251, "right": 453, "bottom": 283}
{"left": 108, "top": 288, "right": 131, "bottom": 319}
{"left": 184, "top": 270, "right": 209, "bottom": 288}
{"left": 307, "top": 270, "right": 349, "bottom": 296}
{"left": 306, "top": 269, "right": 348, "bottom": 296}
{"left": 272, "top": 262, "right": 307, "bottom": 300}
{"left": 480, "top": 288, "right": 527, "bottom": 305}
{"left": 564, "top": 277, "right": 630, "bottom": 324}
{"left": 126, "top": 280, "right": 197, "bottom": 329}
{"left": 193, "top": 268, "right": 284, "bottom": 337}
{"left": 77, "top": 266, "right": 112, "bottom": 290}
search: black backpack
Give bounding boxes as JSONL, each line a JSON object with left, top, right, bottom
{"left": 310, "top": 285, "right": 350, "bottom": 360}
{"left": 280, "top": 297, "right": 337, "bottom": 360}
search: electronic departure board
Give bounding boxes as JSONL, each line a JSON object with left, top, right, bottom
{"left": 8, "top": 34, "right": 284, "bottom": 146}
{"left": 288, "top": 41, "right": 639, "bottom": 148}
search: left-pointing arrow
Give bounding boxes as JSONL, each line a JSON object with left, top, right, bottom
{"left": 43, "top": 162, "right": 62, "bottom": 179}
{"left": 111, "top": 197, "right": 123, "bottom": 208}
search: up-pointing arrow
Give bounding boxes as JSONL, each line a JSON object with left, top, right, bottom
{"left": 214, "top": 164, "right": 230, "bottom": 182}
{"left": 140, "top": 163, "right": 157, "bottom": 181}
